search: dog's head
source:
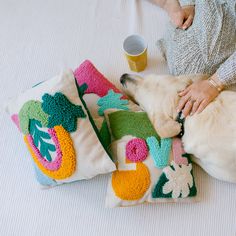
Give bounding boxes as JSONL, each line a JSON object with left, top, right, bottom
{"left": 120, "top": 73, "right": 206, "bottom": 138}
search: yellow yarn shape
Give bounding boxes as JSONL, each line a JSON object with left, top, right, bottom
{"left": 24, "top": 125, "right": 76, "bottom": 180}
{"left": 112, "top": 162, "right": 150, "bottom": 200}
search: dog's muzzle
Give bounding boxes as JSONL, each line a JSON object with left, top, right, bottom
{"left": 120, "top": 73, "right": 129, "bottom": 86}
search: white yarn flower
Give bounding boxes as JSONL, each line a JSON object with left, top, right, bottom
{"left": 162, "top": 161, "right": 193, "bottom": 198}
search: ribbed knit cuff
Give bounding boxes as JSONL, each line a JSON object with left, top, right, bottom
{"left": 179, "top": 0, "right": 195, "bottom": 7}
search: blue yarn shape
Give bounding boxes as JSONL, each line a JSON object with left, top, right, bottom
{"left": 33, "top": 162, "right": 56, "bottom": 186}
{"left": 146, "top": 136, "right": 172, "bottom": 168}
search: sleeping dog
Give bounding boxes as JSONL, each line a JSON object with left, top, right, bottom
{"left": 120, "top": 73, "right": 236, "bottom": 183}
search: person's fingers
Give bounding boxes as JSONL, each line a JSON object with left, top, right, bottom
{"left": 182, "top": 14, "right": 194, "bottom": 30}
{"left": 190, "top": 100, "right": 201, "bottom": 115}
{"left": 196, "top": 100, "right": 209, "bottom": 114}
{"left": 177, "top": 94, "right": 191, "bottom": 112}
{"left": 182, "top": 100, "right": 194, "bottom": 117}
{"left": 179, "top": 87, "right": 191, "bottom": 96}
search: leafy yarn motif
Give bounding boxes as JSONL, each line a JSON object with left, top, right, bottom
{"left": 29, "top": 119, "right": 56, "bottom": 162}
{"left": 97, "top": 90, "right": 129, "bottom": 116}
{"left": 18, "top": 100, "right": 48, "bottom": 134}
{"left": 42, "top": 92, "right": 86, "bottom": 133}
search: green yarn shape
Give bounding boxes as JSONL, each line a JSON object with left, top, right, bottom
{"left": 79, "top": 83, "right": 88, "bottom": 96}
{"left": 19, "top": 100, "right": 48, "bottom": 134}
{"left": 97, "top": 90, "right": 129, "bottom": 116}
{"left": 29, "top": 119, "right": 56, "bottom": 162}
{"left": 108, "top": 110, "right": 159, "bottom": 140}
{"left": 42, "top": 92, "right": 86, "bottom": 133}
{"left": 99, "top": 119, "right": 111, "bottom": 150}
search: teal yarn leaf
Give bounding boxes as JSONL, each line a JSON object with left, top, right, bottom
{"left": 42, "top": 92, "right": 86, "bottom": 133}
{"left": 97, "top": 90, "right": 129, "bottom": 116}
{"left": 146, "top": 136, "right": 172, "bottom": 169}
{"left": 29, "top": 119, "right": 56, "bottom": 162}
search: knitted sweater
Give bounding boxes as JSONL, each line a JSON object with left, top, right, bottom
{"left": 157, "top": 0, "right": 236, "bottom": 86}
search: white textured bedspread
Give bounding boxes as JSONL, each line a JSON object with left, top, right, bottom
{"left": 0, "top": 0, "right": 235, "bottom": 235}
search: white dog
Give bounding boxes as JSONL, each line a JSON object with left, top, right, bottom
{"left": 120, "top": 73, "right": 236, "bottom": 183}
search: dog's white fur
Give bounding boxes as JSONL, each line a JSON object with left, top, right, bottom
{"left": 121, "top": 74, "right": 236, "bottom": 183}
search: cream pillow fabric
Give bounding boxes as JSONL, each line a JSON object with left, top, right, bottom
{"left": 105, "top": 109, "right": 197, "bottom": 207}
{"left": 6, "top": 69, "right": 116, "bottom": 187}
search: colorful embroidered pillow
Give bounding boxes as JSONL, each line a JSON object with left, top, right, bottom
{"left": 104, "top": 110, "right": 197, "bottom": 207}
{"left": 74, "top": 60, "right": 139, "bottom": 151}
{"left": 6, "top": 69, "right": 116, "bottom": 187}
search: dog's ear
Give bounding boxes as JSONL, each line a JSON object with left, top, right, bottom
{"left": 151, "top": 113, "right": 181, "bottom": 138}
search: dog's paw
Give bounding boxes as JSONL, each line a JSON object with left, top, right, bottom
{"left": 156, "top": 120, "right": 181, "bottom": 138}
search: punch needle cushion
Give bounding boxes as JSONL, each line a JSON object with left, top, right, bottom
{"left": 105, "top": 110, "right": 197, "bottom": 207}
{"left": 6, "top": 69, "right": 116, "bottom": 187}
{"left": 74, "top": 60, "right": 139, "bottom": 150}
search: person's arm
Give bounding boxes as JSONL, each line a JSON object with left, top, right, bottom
{"left": 216, "top": 51, "right": 236, "bottom": 87}
{"left": 151, "top": 0, "right": 181, "bottom": 13}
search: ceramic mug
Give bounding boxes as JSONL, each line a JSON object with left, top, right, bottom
{"left": 123, "top": 34, "right": 148, "bottom": 72}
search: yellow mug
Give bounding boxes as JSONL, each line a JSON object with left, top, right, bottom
{"left": 123, "top": 34, "right": 148, "bottom": 72}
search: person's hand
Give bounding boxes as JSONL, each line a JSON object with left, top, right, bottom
{"left": 177, "top": 79, "right": 220, "bottom": 117}
{"left": 168, "top": 5, "right": 195, "bottom": 30}
{"left": 181, "top": 5, "right": 195, "bottom": 29}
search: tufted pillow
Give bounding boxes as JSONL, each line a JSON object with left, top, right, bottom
{"left": 74, "top": 60, "right": 139, "bottom": 152}
{"left": 104, "top": 109, "right": 198, "bottom": 207}
{"left": 5, "top": 69, "right": 116, "bottom": 187}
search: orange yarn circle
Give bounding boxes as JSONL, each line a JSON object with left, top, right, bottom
{"left": 111, "top": 162, "right": 151, "bottom": 200}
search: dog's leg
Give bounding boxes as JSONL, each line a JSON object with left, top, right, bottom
{"left": 151, "top": 114, "right": 181, "bottom": 138}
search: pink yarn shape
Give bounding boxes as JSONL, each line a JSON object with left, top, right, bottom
{"left": 126, "top": 138, "right": 148, "bottom": 162}
{"left": 74, "top": 60, "right": 127, "bottom": 99}
{"left": 11, "top": 114, "right": 20, "bottom": 131}
{"left": 26, "top": 128, "right": 62, "bottom": 171}
{"left": 172, "top": 138, "right": 188, "bottom": 165}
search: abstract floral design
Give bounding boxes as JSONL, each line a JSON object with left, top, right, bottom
{"left": 162, "top": 161, "right": 193, "bottom": 198}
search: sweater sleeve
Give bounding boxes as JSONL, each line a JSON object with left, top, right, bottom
{"left": 217, "top": 51, "right": 236, "bottom": 86}
{"left": 179, "top": 0, "right": 195, "bottom": 6}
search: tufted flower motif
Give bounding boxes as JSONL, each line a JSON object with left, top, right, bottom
{"left": 42, "top": 92, "right": 86, "bottom": 133}
{"left": 162, "top": 161, "right": 193, "bottom": 198}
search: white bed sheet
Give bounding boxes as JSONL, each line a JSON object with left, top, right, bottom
{"left": 0, "top": 0, "right": 235, "bottom": 235}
